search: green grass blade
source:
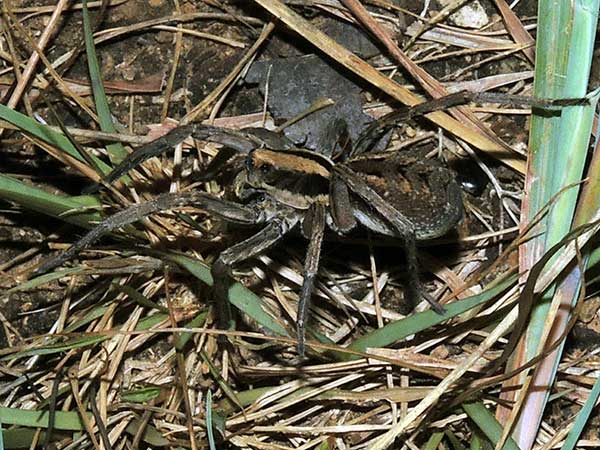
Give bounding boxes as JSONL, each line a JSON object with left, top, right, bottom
{"left": 508, "top": 1, "right": 600, "bottom": 447}
{"left": 176, "top": 311, "right": 209, "bottom": 351}
{"left": 6, "top": 268, "right": 86, "bottom": 294}
{"left": 124, "top": 420, "right": 170, "bottom": 446}
{"left": 206, "top": 390, "right": 217, "bottom": 450}
{"left": 0, "top": 407, "right": 85, "bottom": 431}
{"left": 462, "top": 402, "right": 520, "bottom": 450}
{"left": 199, "top": 351, "right": 244, "bottom": 412}
{"left": 0, "top": 105, "right": 112, "bottom": 174}
{"left": 81, "top": 0, "right": 127, "bottom": 163}
{"left": 525, "top": 1, "right": 599, "bottom": 360}
{"left": 526, "top": 0, "right": 571, "bottom": 223}
{"left": 0, "top": 173, "right": 102, "bottom": 227}
{"left": 3, "top": 312, "right": 167, "bottom": 360}
{"left": 446, "top": 430, "right": 468, "bottom": 450}
{"left": 424, "top": 432, "right": 445, "bottom": 450}
{"left": 216, "top": 386, "right": 275, "bottom": 415}
{"left": 561, "top": 375, "right": 600, "bottom": 450}
{"left": 121, "top": 387, "right": 162, "bottom": 403}
{"left": 344, "top": 272, "right": 517, "bottom": 359}
{"left": 526, "top": 89, "right": 599, "bottom": 367}
{"left": 159, "top": 251, "right": 289, "bottom": 337}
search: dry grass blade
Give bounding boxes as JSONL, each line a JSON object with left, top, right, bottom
{"left": 339, "top": 0, "right": 523, "bottom": 173}
{"left": 3, "top": 4, "right": 99, "bottom": 123}
{"left": 492, "top": 0, "right": 535, "bottom": 64}
{"left": 3, "top": 0, "right": 71, "bottom": 110}
{"left": 181, "top": 21, "right": 275, "bottom": 124}
{"left": 370, "top": 305, "right": 518, "bottom": 450}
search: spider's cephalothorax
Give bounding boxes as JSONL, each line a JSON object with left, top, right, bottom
{"left": 43, "top": 91, "right": 563, "bottom": 356}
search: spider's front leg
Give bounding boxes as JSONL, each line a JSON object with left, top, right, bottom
{"left": 85, "top": 124, "right": 293, "bottom": 193}
{"left": 351, "top": 90, "right": 588, "bottom": 157}
{"left": 84, "top": 124, "right": 198, "bottom": 193}
{"left": 210, "top": 204, "right": 300, "bottom": 332}
{"left": 33, "top": 191, "right": 261, "bottom": 276}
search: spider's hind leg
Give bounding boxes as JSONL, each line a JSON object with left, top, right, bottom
{"left": 334, "top": 165, "right": 446, "bottom": 314}
{"left": 296, "top": 202, "right": 326, "bottom": 356}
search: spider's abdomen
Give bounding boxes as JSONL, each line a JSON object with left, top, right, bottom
{"left": 347, "top": 151, "right": 463, "bottom": 240}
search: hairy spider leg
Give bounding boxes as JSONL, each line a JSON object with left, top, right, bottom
{"left": 334, "top": 165, "right": 446, "bottom": 314}
{"left": 83, "top": 124, "right": 275, "bottom": 194}
{"left": 351, "top": 90, "right": 589, "bottom": 158}
{"left": 33, "top": 190, "right": 311, "bottom": 348}
{"left": 351, "top": 95, "right": 459, "bottom": 157}
{"left": 88, "top": 90, "right": 588, "bottom": 193}
{"left": 329, "top": 173, "right": 356, "bottom": 234}
{"left": 322, "top": 118, "right": 353, "bottom": 161}
{"left": 296, "top": 202, "right": 326, "bottom": 356}
{"left": 83, "top": 124, "right": 196, "bottom": 194}
{"left": 211, "top": 210, "right": 300, "bottom": 331}
{"left": 33, "top": 191, "right": 260, "bottom": 276}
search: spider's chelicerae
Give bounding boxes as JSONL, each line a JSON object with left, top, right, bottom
{"left": 34, "top": 91, "right": 585, "bottom": 355}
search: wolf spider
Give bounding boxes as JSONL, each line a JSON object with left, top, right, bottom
{"left": 34, "top": 90, "right": 583, "bottom": 355}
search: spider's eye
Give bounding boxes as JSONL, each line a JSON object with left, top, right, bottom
{"left": 260, "top": 165, "right": 270, "bottom": 173}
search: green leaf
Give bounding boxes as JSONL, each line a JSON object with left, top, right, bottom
{"left": 121, "top": 387, "right": 163, "bottom": 403}
{"left": 0, "top": 407, "right": 85, "bottom": 431}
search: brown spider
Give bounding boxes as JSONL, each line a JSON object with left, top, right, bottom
{"left": 34, "top": 90, "right": 581, "bottom": 355}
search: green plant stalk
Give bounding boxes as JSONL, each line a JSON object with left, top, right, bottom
{"left": 516, "top": 94, "right": 600, "bottom": 449}
{"left": 521, "top": 0, "right": 571, "bottom": 272}
{"left": 510, "top": 1, "right": 599, "bottom": 448}
{"left": 528, "top": 95, "right": 598, "bottom": 362}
